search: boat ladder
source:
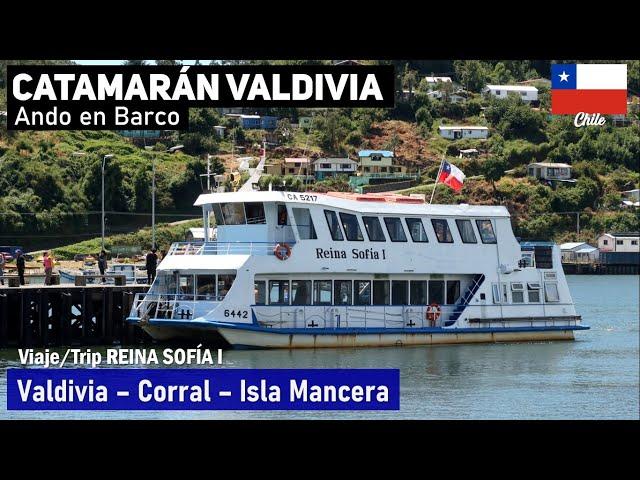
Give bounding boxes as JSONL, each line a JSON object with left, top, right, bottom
{"left": 446, "top": 274, "right": 485, "bottom": 326}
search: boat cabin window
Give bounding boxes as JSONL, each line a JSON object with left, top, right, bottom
{"left": 269, "top": 280, "right": 290, "bottom": 305}
{"left": 429, "top": 280, "right": 445, "bottom": 305}
{"left": 476, "top": 219, "right": 497, "bottom": 244}
{"left": 292, "top": 280, "right": 312, "bottom": 305}
{"left": 314, "top": 280, "right": 332, "bottom": 305}
{"left": 384, "top": 217, "right": 408, "bottom": 242}
{"left": 254, "top": 281, "right": 266, "bottom": 305}
{"left": 431, "top": 219, "right": 453, "bottom": 243}
{"left": 362, "top": 216, "right": 386, "bottom": 242}
{"left": 455, "top": 219, "right": 477, "bottom": 244}
{"left": 334, "top": 280, "right": 352, "bottom": 305}
{"left": 446, "top": 280, "right": 460, "bottom": 304}
{"left": 355, "top": 280, "right": 372, "bottom": 305}
{"left": 511, "top": 283, "right": 524, "bottom": 303}
{"left": 216, "top": 274, "right": 235, "bottom": 301}
{"left": 277, "top": 205, "right": 288, "bottom": 226}
{"left": 392, "top": 280, "right": 408, "bottom": 305}
{"left": 196, "top": 275, "right": 216, "bottom": 300}
{"left": 339, "top": 212, "right": 364, "bottom": 241}
{"left": 324, "top": 210, "right": 344, "bottom": 241}
{"left": 544, "top": 282, "right": 559, "bottom": 302}
{"left": 245, "top": 202, "right": 266, "bottom": 224}
{"left": 157, "top": 272, "right": 176, "bottom": 293}
{"left": 178, "top": 275, "right": 194, "bottom": 300}
{"left": 405, "top": 218, "right": 428, "bottom": 242}
{"left": 373, "top": 280, "right": 390, "bottom": 305}
{"left": 410, "top": 280, "right": 428, "bottom": 305}
{"left": 221, "top": 203, "right": 246, "bottom": 225}
{"left": 292, "top": 208, "right": 317, "bottom": 239}
{"left": 527, "top": 282, "right": 541, "bottom": 303}
{"left": 212, "top": 204, "right": 225, "bottom": 226}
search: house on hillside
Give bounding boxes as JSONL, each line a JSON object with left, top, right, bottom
{"left": 299, "top": 117, "right": 313, "bottom": 129}
{"left": 597, "top": 232, "right": 640, "bottom": 253}
{"left": 560, "top": 242, "right": 599, "bottom": 264}
{"left": 264, "top": 158, "right": 312, "bottom": 178}
{"left": 213, "top": 125, "right": 226, "bottom": 138}
{"left": 621, "top": 189, "right": 640, "bottom": 208}
{"left": 237, "top": 115, "right": 261, "bottom": 129}
{"left": 260, "top": 116, "right": 278, "bottom": 130}
{"left": 458, "top": 148, "right": 479, "bottom": 158}
{"left": 438, "top": 126, "right": 489, "bottom": 140}
{"left": 527, "top": 162, "right": 572, "bottom": 182}
{"left": 358, "top": 150, "right": 395, "bottom": 174}
{"left": 422, "top": 76, "right": 452, "bottom": 88}
{"left": 313, "top": 158, "right": 358, "bottom": 180}
{"left": 484, "top": 85, "right": 539, "bottom": 102}
{"left": 426, "top": 90, "right": 466, "bottom": 103}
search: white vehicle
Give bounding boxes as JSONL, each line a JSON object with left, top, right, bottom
{"left": 127, "top": 191, "right": 587, "bottom": 348}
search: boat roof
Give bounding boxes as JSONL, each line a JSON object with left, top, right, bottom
{"left": 194, "top": 191, "right": 511, "bottom": 217}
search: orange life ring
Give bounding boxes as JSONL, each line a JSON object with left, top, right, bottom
{"left": 426, "top": 303, "right": 441, "bottom": 326}
{"left": 273, "top": 243, "right": 292, "bottom": 261}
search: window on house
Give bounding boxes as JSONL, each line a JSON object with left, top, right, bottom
{"left": 339, "top": 212, "right": 364, "bottom": 241}
{"left": 616, "top": 240, "right": 624, "bottom": 245}
{"left": 245, "top": 202, "right": 266, "bottom": 224}
{"left": 603, "top": 240, "right": 608, "bottom": 245}
{"left": 221, "top": 202, "right": 246, "bottom": 225}
{"left": 293, "top": 208, "right": 317, "bottom": 240}
{"left": 511, "top": 283, "right": 524, "bottom": 303}
{"left": 405, "top": 218, "right": 428, "bottom": 242}
{"left": 527, "top": 282, "right": 541, "bottom": 303}
{"left": 431, "top": 219, "right": 453, "bottom": 243}
{"left": 373, "top": 280, "right": 390, "bottom": 305}
{"left": 269, "top": 280, "right": 290, "bottom": 305}
{"left": 410, "top": 280, "right": 428, "bottom": 305}
{"left": 476, "top": 220, "right": 497, "bottom": 244}
{"left": 446, "top": 280, "right": 460, "bottom": 305}
{"left": 334, "top": 280, "right": 352, "bottom": 305}
{"left": 288, "top": 168, "right": 295, "bottom": 174}
{"left": 544, "top": 282, "right": 560, "bottom": 302}
{"left": 313, "top": 280, "right": 333, "bottom": 305}
{"left": 341, "top": 164, "right": 351, "bottom": 169}
{"left": 456, "top": 219, "right": 477, "bottom": 243}
{"left": 291, "top": 280, "right": 312, "bottom": 305}
{"left": 632, "top": 240, "right": 638, "bottom": 245}
{"left": 321, "top": 163, "right": 331, "bottom": 169}
{"left": 429, "top": 280, "right": 445, "bottom": 305}
{"left": 372, "top": 155, "right": 381, "bottom": 162}
{"left": 362, "top": 216, "right": 386, "bottom": 242}
{"left": 392, "top": 281, "right": 408, "bottom": 305}
{"left": 384, "top": 217, "right": 408, "bottom": 242}
{"left": 324, "top": 210, "right": 344, "bottom": 241}
{"left": 254, "top": 281, "right": 266, "bottom": 305}
{"left": 355, "top": 280, "right": 372, "bottom": 305}
{"left": 196, "top": 275, "right": 216, "bottom": 300}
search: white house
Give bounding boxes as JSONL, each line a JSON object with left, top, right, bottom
{"left": 527, "top": 162, "right": 572, "bottom": 181}
{"left": 213, "top": 125, "right": 226, "bottom": 138}
{"left": 438, "top": 126, "right": 489, "bottom": 140}
{"left": 458, "top": 148, "right": 479, "bottom": 158}
{"left": 423, "top": 76, "right": 452, "bottom": 88}
{"left": 560, "top": 242, "right": 599, "bottom": 264}
{"left": 597, "top": 233, "right": 640, "bottom": 253}
{"left": 313, "top": 158, "right": 358, "bottom": 180}
{"left": 621, "top": 189, "right": 639, "bottom": 208}
{"left": 426, "top": 90, "right": 466, "bottom": 103}
{"left": 484, "top": 85, "right": 539, "bottom": 102}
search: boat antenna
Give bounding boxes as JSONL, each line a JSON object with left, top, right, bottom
{"left": 429, "top": 155, "right": 445, "bottom": 205}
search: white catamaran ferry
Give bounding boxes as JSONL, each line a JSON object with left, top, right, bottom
{"left": 127, "top": 190, "right": 588, "bottom": 348}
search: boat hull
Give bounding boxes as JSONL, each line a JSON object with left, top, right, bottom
{"left": 216, "top": 326, "right": 579, "bottom": 349}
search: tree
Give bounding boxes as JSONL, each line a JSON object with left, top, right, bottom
{"left": 123, "top": 60, "right": 147, "bottom": 66}
{"left": 415, "top": 106, "right": 433, "bottom": 130}
{"left": 402, "top": 65, "right": 419, "bottom": 94}
{"left": 155, "top": 60, "right": 182, "bottom": 66}
{"left": 482, "top": 156, "right": 508, "bottom": 195}
{"left": 453, "top": 60, "right": 489, "bottom": 92}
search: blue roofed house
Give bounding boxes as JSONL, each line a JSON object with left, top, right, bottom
{"left": 260, "top": 116, "right": 278, "bottom": 130}
{"left": 238, "top": 115, "right": 262, "bottom": 129}
{"left": 358, "top": 150, "right": 395, "bottom": 174}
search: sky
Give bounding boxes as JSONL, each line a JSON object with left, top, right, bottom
{"left": 74, "top": 60, "right": 209, "bottom": 66}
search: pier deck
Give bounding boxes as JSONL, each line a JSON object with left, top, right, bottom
{"left": 0, "top": 284, "right": 151, "bottom": 347}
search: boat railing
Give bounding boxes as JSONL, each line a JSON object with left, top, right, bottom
{"left": 253, "top": 305, "right": 454, "bottom": 329}
{"left": 130, "top": 293, "right": 220, "bottom": 321}
{"left": 167, "top": 241, "right": 296, "bottom": 256}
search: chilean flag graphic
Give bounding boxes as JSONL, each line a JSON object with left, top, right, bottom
{"left": 551, "top": 63, "right": 627, "bottom": 114}
{"left": 438, "top": 161, "right": 465, "bottom": 192}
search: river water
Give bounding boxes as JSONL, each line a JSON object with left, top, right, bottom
{"left": 1, "top": 275, "right": 638, "bottom": 420}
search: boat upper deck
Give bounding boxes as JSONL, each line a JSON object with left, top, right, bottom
{"left": 194, "top": 191, "right": 511, "bottom": 218}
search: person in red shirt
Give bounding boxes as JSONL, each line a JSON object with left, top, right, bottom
{"left": 43, "top": 251, "right": 54, "bottom": 285}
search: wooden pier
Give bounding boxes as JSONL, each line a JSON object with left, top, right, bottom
{"left": 0, "top": 284, "right": 151, "bottom": 347}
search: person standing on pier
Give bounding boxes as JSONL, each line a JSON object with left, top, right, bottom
{"left": 16, "top": 250, "right": 26, "bottom": 286}
{"left": 146, "top": 248, "right": 158, "bottom": 285}
{"left": 0, "top": 251, "right": 5, "bottom": 285}
{"left": 43, "top": 252, "right": 54, "bottom": 285}
{"left": 98, "top": 250, "right": 107, "bottom": 283}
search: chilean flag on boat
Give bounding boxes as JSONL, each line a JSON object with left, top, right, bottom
{"left": 551, "top": 63, "right": 627, "bottom": 114}
{"left": 438, "top": 161, "right": 465, "bottom": 192}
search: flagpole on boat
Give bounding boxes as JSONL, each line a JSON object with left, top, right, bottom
{"left": 429, "top": 156, "right": 444, "bottom": 205}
